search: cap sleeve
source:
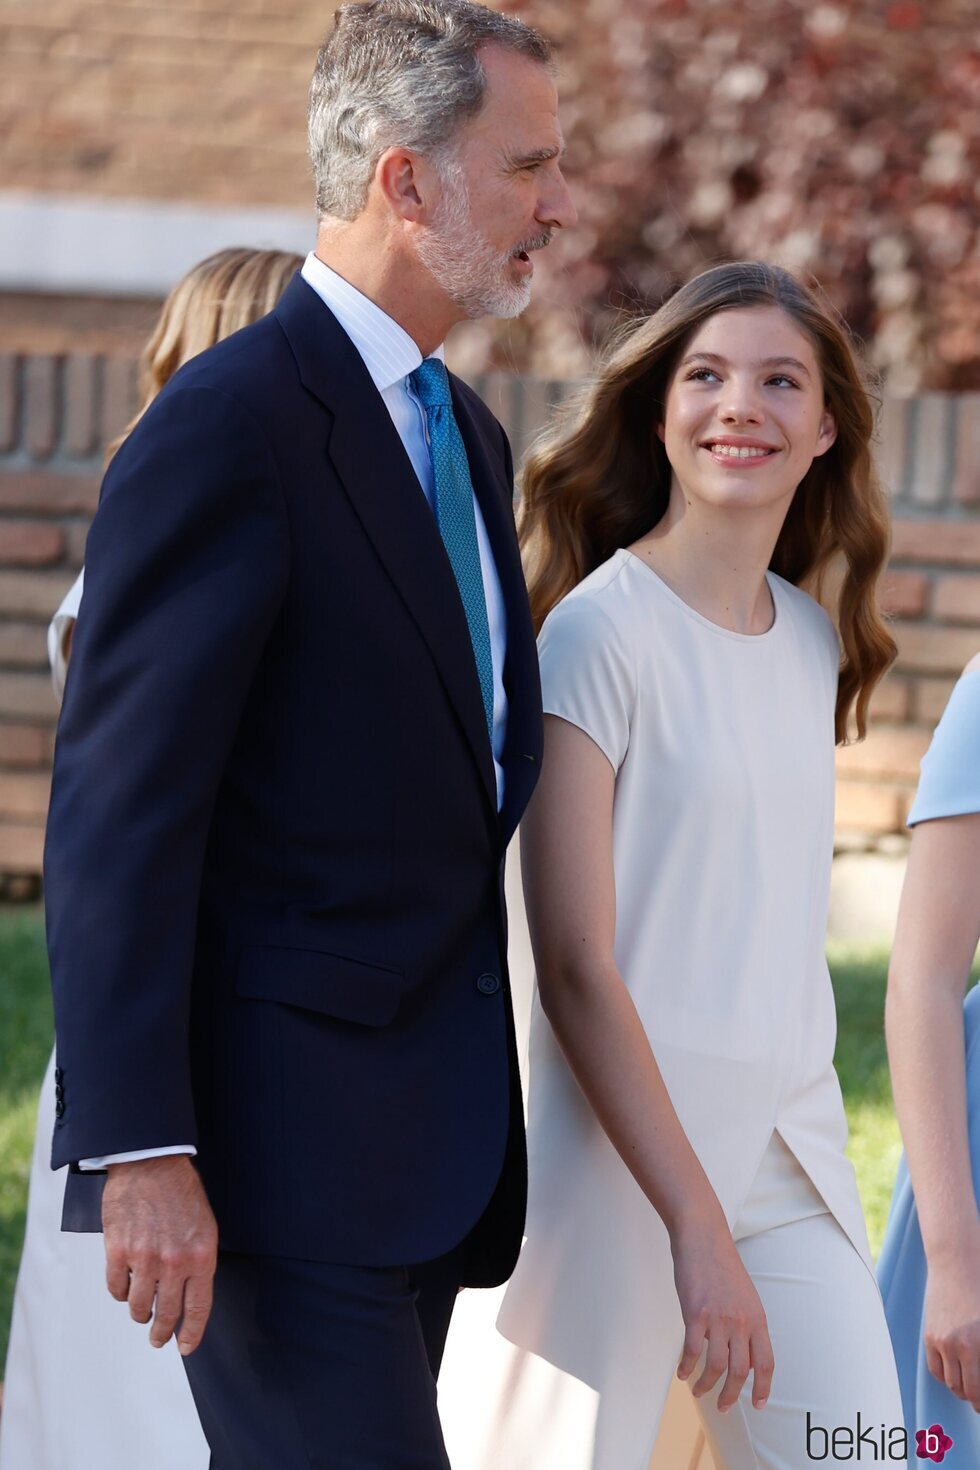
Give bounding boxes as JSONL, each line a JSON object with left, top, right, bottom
{"left": 537, "top": 592, "right": 635, "bottom": 773}
{"left": 907, "top": 672, "right": 980, "bottom": 826}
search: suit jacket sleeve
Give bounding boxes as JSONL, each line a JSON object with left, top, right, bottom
{"left": 44, "top": 382, "right": 289, "bottom": 1167}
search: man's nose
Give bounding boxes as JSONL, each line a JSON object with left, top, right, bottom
{"left": 539, "top": 169, "right": 578, "bottom": 232}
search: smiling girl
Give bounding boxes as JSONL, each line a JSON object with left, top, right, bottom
{"left": 442, "top": 262, "right": 903, "bottom": 1470}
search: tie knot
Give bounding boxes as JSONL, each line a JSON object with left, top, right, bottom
{"left": 410, "top": 357, "right": 452, "bottom": 409}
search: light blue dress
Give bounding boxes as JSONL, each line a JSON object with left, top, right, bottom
{"left": 877, "top": 670, "right": 980, "bottom": 1466}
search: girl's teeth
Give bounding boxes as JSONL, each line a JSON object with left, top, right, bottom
{"left": 710, "top": 445, "right": 772, "bottom": 458}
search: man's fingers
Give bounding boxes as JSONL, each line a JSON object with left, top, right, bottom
{"left": 177, "top": 1269, "right": 215, "bottom": 1357}
{"left": 149, "top": 1275, "right": 186, "bottom": 1349}
{"left": 105, "top": 1248, "right": 132, "bottom": 1302}
{"left": 749, "top": 1328, "right": 775, "bottom": 1408}
{"left": 126, "top": 1258, "right": 158, "bottom": 1325}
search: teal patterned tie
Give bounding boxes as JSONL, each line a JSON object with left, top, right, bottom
{"left": 409, "top": 357, "right": 495, "bottom": 744}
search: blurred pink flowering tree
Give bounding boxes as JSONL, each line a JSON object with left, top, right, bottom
{"left": 455, "top": 0, "right": 979, "bottom": 389}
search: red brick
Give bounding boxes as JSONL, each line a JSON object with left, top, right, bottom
{"left": 0, "top": 722, "right": 52, "bottom": 767}
{"left": 0, "top": 570, "right": 77, "bottom": 619}
{"left": 869, "top": 676, "right": 911, "bottom": 722}
{"left": 0, "top": 771, "right": 49, "bottom": 820}
{"left": 933, "top": 575, "right": 980, "bottom": 625}
{"left": 836, "top": 726, "right": 931, "bottom": 781}
{"left": 0, "top": 520, "right": 65, "bottom": 566}
{"left": 66, "top": 521, "right": 89, "bottom": 567}
{"left": 894, "top": 623, "right": 980, "bottom": 675}
{"left": 0, "top": 621, "right": 49, "bottom": 667}
{"left": 0, "top": 671, "right": 59, "bottom": 721}
{"left": 101, "top": 356, "right": 139, "bottom": 448}
{"left": 63, "top": 354, "right": 100, "bottom": 458}
{"left": 0, "top": 821, "right": 45, "bottom": 875}
{"left": 23, "top": 354, "right": 59, "bottom": 460}
{"left": 890, "top": 519, "right": 980, "bottom": 566}
{"left": 834, "top": 780, "right": 904, "bottom": 834}
{"left": 0, "top": 354, "right": 18, "bottom": 453}
{"left": 908, "top": 394, "right": 952, "bottom": 507}
{"left": 0, "top": 470, "right": 100, "bottom": 514}
{"left": 915, "top": 676, "right": 957, "bottom": 724}
{"left": 952, "top": 395, "right": 980, "bottom": 505}
{"left": 880, "top": 568, "right": 928, "bottom": 618}
{"left": 874, "top": 396, "right": 910, "bottom": 500}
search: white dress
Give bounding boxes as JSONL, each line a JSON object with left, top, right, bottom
{"left": 0, "top": 569, "right": 208, "bottom": 1470}
{"left": 439, "top": 548, "right": 881, "bottom": 1470}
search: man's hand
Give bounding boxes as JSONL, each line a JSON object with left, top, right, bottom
{"left": 102, "top": 1154, "right": 218, "bottom": 1356}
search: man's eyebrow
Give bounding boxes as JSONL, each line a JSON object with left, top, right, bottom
{"left": 680, "top": 351, "right": 812, "bottom": 377}
{"left": 507, "top": 144, "right": 567, "bottom": 168}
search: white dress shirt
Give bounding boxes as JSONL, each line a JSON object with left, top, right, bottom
{"left": 78, "top": 252, "right": 510, "bottom": 1171}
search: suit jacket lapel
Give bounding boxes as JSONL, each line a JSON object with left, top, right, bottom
{"left": 275, "top": 276, "right": 498, "bottom": 818}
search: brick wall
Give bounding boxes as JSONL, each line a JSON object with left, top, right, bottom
{"left": 1, "top": 2, "right": 338, "bottom": 210}
{"left": 0, "top": 350, "right": 977, "bottom": 885}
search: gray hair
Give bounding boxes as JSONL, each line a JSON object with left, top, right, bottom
{"left": 308, "top": 0, "right": 553, "bottom": 220}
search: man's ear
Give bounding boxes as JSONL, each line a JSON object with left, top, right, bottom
{"left": 374, "top": 146, "right": 430, "bottom": 223}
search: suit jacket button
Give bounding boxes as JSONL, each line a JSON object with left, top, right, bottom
{"left": 55, "top": 1066, "right": 64, "bottom": 1083}
{"left": 477, "top": 973, "right": 501, "bottom": 995}
{"left": 54, "top": 1097, "right": 66, "bottom": 1118}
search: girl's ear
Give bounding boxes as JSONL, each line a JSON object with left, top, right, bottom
{"left": 813, "top": 406, "right": 837, "bottom": 458}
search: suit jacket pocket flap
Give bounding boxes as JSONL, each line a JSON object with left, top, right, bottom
{"left": 236, "top": 944, "right": 404, "bottom": 1027}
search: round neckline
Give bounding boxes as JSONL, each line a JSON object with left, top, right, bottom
{"left": 618, "top": 548, "right": 781, "bottom": 643}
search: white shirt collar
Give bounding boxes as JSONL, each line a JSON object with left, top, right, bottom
{"left": 301, "top": 251, "right": 445, "bottom": 392}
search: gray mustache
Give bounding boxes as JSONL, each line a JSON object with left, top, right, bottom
{"left": 513, "top": 232, "right": 553, "bottom": 256}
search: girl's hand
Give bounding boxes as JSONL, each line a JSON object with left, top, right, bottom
{"left": 672, "top": 1215, "right": 774, "bottom": 1413}
{"left": 924, "top": 1236, "right": 980, "bottom": 1411}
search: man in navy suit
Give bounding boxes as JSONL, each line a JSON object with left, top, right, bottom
{"left": 43, "top": 1, "right": 575, "bottom": 1462}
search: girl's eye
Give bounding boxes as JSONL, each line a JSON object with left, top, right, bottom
{"left": 686, "top": 368, "right": 718, "bottom": 382}
{"left": 768, "top": 374, "right": 799, "bottom": 389}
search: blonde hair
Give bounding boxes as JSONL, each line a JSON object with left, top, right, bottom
{"left": 106, "top": 247, "right": 303, "bottom": 463}
{"left": 520, "top": 261, "right": 897, "bottom": 744}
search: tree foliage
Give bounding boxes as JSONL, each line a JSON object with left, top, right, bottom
{"left": 455, "top": 0, "right": 979, "bottom": 389}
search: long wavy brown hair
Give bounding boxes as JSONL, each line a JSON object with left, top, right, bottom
{"left": 106, "top": 247, "right": 303, "bottom": 463}
{"left": 520, "top": 261, "right": 897, "bottom": 743}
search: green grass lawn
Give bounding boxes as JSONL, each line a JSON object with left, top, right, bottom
{"left": 1, "top": 908, "right": 54, "bottom": 1375}
{"left": 0, "top": 913, "right": 923, "bottom": 1374}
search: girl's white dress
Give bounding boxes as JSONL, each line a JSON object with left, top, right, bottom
{"left": 439, "top": 549, "right": 882, "bottom": 1470}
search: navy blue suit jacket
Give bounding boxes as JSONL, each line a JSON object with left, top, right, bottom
{"left": 44, "top": 274, "right": 542, "bottom": 1284}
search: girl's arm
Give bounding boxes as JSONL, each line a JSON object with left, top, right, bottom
{"left": 522, "top": 713, "right": 774, "bottom": 1412}
{"left": 885, "top": 809, "right": 980, "bottom": 1411}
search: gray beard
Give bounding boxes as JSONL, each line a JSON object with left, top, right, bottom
{"left": 415, "top": 163, "right": 534, "bottom": 321}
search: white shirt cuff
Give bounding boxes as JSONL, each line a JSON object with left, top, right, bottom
{"left": 78, "top": 1145, "right": 197, "bottom": 1170}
